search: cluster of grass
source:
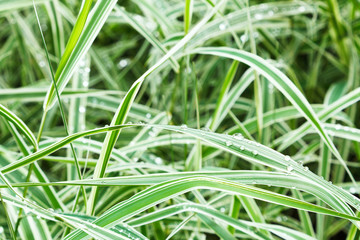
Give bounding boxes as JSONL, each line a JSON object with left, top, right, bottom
{"left": 0, "top": 0, "right": 359, "bottom": 239}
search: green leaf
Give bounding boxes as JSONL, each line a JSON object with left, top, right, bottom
{"left": 0, "top": 104, "right": 37, "bottom": 150}
{"left": 43, "top": 0, "right": 117, "bottom": 111}
{"left": 191, "top": 46, "right": 357, "bottom": 186}
{"left": 65, "top": 176, "right": 360, "bottom": 240}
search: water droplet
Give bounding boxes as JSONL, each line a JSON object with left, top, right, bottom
{"left": 118, "top": 59, "right": 129, "bottom": 68}
{"left": 41, "top": 24, "right": 48, "bottom": 31}
{"left": 298, "top": 6, "right": 306, "bottom": 12}
{"left": 146, "top": 21, "right": 156, "bottom": 30}
{"left": 240, "top": 146, "right": 245, "bottom": 151}
{"left": 268, "top": 83, "right": 274, "bottom": 93}
{"left": 181, "top": 124, "right": 188, "bottom": 129}
{"left": 201, "top": 127, "right": 211, "bottom": 132}
{"left": 254, "top": 13, "right": 263, "bottom": 20}
{"left": 133, "top": 157, "right": 139, "bottom": 162}
{"left": 287, "top": 165, "right": 293, "bottom": 172}
{"left": 335, "top": 124, "right": 341, "bottom": 130}
{"left": 155, "top": 157, "right": 163, "bottom": 164}
{"left": 240, "top": 34, "right": 247, "bottom": 43}
{"left": 146, "top": 113, "right": 151, "bottom": 119}
{"left": 219, "top": 23, "right": 226, "bottom": 30}
{"left": 79, "top": 106, "right": 86, "bottom": 113}
{"left": 82, "top": 80, "right": 89, "bottom": 87}
{"left": 252, "top": 150, "right": 258, "bottom": 156}
{"left": 304, "top": 166, "right": 309, "bottom": 171}
{"left": 350, "top": 187, "right": 356, "bottom": 194}
{"left": 276, "top": 216, "right": 282, "bottom": 222}
{"left": 232, "top": 133, "right": 244, "bottom": 140}
{"left": 268, "top": 10, "right": 274, "bottom": 16}
{"left": 84, "top": 67, "right": 90, "bottom": 73}
{"left": 220, "top": 207, "right": 225, "bottom": 213}
{"left": 39, "top": 61, "right": 46, "bottom": 68}
{"left": 225, "top": 141, "right": 233, "bottom": 146}
{"left": 149, "top": 131, "right": 156, "bottom": 137}
{"left": 284, "top": 155, "right": 291, "bottom": 161}
{"left": 134, "top": 15, "right": 142, "bottom": 22}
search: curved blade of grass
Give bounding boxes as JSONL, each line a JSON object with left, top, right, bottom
{"left": 86, "top": 0, "right": 225, "bottom": 215}
{"left": 0, "top": 192, "right": 146, "bottom": 240}
{"left": 0, "top": 104, "right": 37, "bottom": 150}
{"left": 276, "top": 87, "right": 360, "bottom": 150}
{"left": 44, "top": 0, "right": 117, "bottom": 112}
{"left": 128, "top": 203, "right": 314, "bottom": 240}
{"left": 2, "top": 122, "right": 358, "bottom": 215}
{"left": 191, "top": 46, "right": 357, "bottom": 187}
{"left": 0, "top": 125, "right": 133, "bottom": 174}
{"left": 0, "top": 169, "right": 353, "bottom": 224}
{"left": 153, "top": 125, "right": 360, "bottom": 213}
{"left": 65, "top": 176, "right": 360, "bottom": 240}
{"left": 1, "top": 120, "right": 359, "bottom": 216}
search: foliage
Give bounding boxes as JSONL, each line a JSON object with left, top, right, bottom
{"left": 0, "top": 0, "right": 359, "bottom": 239}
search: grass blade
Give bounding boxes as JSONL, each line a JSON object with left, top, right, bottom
{"left": 191, "top": 46, "right": 357, "bottom": 186}
{"left": 0, "top": 104, "right": 37, "bottom": 151}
